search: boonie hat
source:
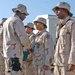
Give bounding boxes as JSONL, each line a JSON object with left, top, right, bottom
{"left": 25, "top": 22, "right": 35, "bottom": 30}
{"left": 12, "top": 4, "right": 29, "bottom": 16}
{"left": 34, "top": 17, "right": 47, "bottom": 28}
{"left": 52, "top": 2, "right": 73, "bottom": 17}
{"left": 0, "top": 18, "right": 7, "bottom": 25}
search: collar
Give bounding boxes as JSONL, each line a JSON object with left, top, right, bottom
{"left": 37, "top": 29, "right": 46, "bottom": 35}
{"left": 13, "top": 14, "right": 22, "bottom": 21}
{"left": 27, "top": 32, "right": 33, "bottom": 37}
{"left": 61, "top": 16, "right": 71, "bottom": 26}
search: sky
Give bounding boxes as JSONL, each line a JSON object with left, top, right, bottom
{"left": 0, "top": 0, "right": 75, "bottom": 24}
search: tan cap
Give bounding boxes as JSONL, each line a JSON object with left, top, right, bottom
{"left": 34, "top": 17, "right": 47, "bottom": 28}
{"left": 0, "top": 18, "right": 7, "bottom": 25}
{"left": 52, "top": 2, "right": 73, "bottom": 17}
{"left": 12, "top": 4, "right": 29, "bottom": 16}
{"left": 24, "top": 22, "right": 35, "bottom": 30}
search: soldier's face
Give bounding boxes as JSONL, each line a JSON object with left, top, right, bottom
{"left": 55, "top": 8, "right": 65, "bottom": 19}
{"left": 25, "top": 26, "right": 32, "bottom": 34}
{"left": 20, "top": 13, "right": 27, "bottom": 20}
{"left": 18, "top": 12, "right": 27, "bottom": 21}
{"left": 35, "top": 22, "right": 44, "bottom": 30}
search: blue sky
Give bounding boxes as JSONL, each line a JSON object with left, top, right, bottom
{"left": 0, "top": 0, "right": 75, "bottom": 24}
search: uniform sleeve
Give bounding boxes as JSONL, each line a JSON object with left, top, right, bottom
{"left": 44, "top": 33, "right": 54, "bottom": 65}
{"left": 14, "top": 20, "right": 30, "bottom": 49}
{"left": 29, "top": 34, "right": 35, "bottom": 48}
{"left": 68, "top": 22, "right": 75, "bottom": 65}
{"left": 27, "top": 53, "right": 33, "bottom": 60}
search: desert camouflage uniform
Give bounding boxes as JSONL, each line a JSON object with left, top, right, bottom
{"left": 0, "top": 25, "right": 5, "bottom": 75}
{"left": 3, "top": 14, "right": 30, "bottom": 75}
{"left": 54, "top": 16, "right": 75, "bottom": 75}
{"left": 33, "top": 29, "right": 54, "bottom": 75}
{"left": 23, "top": 32, "right": 35, "bottom": 75}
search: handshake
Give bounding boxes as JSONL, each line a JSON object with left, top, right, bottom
{"left": 27, "top": 48, "right": 34, "bottom": 53}
{"left": 68, "top": 64, "right": 75, "bottom": 71}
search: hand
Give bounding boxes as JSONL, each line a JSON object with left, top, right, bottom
{"left": 26, "top": 59, "right": 32, "bottom": 62}
{"left": 28, "top": 48, "right": 33, "bottom": 53}
{"left": 68, "top": 64, "right": 75, "bottom": 71}
{"left": 43, "top": 65, "right": 49, "bottom": 70}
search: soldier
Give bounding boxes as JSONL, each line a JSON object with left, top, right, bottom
{"left": 22, "top": 22, "right": 35, "bottom": 75}
{"left": 3, "top": 4, "right": 31, "bottom": 75}
{"left": 24, "top": 22, "right": 35, "bottom": 48}
{"left": 52, "top": 2, "right": 75, "bottom": 75}
{"left": 0, "top": 18, "right": 7, "bottom": 75}
{"left": 33, "top": 17, "right": 54, "bottom": 75}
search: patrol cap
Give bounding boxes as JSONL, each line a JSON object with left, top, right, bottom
{"left": 24, "top": 22, "right": 35, "bottom": 30}
{"left": 12, "top": 4, "right": 29, "bottom": 16}
{"left": 34, "top": 17, "right": 47, "bottom": 28}
{"left": 52, "top": 2, "right": 73, "bottom": 17}
{"left": 0, "top": 18, "right": 7, "bottom": 25}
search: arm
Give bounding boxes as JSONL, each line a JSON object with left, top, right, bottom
{"left": 13, "top": 20, "right": 30, "bottom": 49}
{"left": 68, "top": 22, "right": 75, "bottom": 71}
{"left": 29, "top": 34, "right": 35, "bottom": 48}
{"left": 43, "top": 33, "right": 54, "bottom": 70}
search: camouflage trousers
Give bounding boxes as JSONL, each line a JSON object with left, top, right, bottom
{"left": 34, "top": 65, "right": 54, "bottom": 75}
{"left": 0, "top": 65, "right": 5, "bottom": 75}
{"left": 22, "top": 61, "right": 35, "bottom": 75}
{"left": 0, "top": 58, "right": 5, "bottom": 75}
{"left": 5, "top": 71, "right": 22, "bottom": 75}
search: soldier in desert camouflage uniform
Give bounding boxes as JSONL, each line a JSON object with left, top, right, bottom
{"left": 3, "top": 4, "right": 31, "bottom": 75}
{"left": 33, "top": 17, "right": 54, "bottom": 75}
{"left": 23, "top": 22, "right": 35, "bottom": 75}
{"left": 52, "top": 2, "right": 75, "bottom": 75}
{"left": 0, "top": 18, "right": 7, "bottom": 75}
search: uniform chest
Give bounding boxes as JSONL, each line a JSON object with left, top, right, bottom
{"left": 59, "top": 24, "right": 71, "bottom": 37}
